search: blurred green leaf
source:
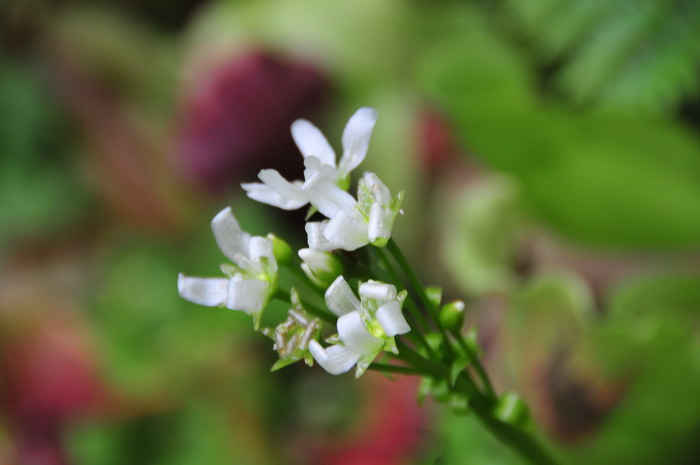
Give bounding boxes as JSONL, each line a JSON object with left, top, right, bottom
{"left": 504, "top": 0, "right": 700, "bottom": 114}
{"left": 420, "top": 406, "right": 524, "bottom": 464}
{"left": 441, "top": 176, "right": 524, "bottom": 295}
{"left": 69, "top": 401, "right": 272, "bottom": 465}
{"left": 0, "top": 60, "right": 90, "bottom": 251}
{"left": 414, "top": 3, "right": 700, "bottom": 249}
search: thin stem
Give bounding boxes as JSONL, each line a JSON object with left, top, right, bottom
{"left": 375, "top": 247, "right": 431, "bottom": 332}
{"left": 368, "top": 363, "right": 429, "bottom": 376}
{"left": 274, "top": 288, "right": 336, "bottom": 325}
{"left": 392, "top": 342, "right": 559, "bottom": 465}
{"left": 283, "top": 261, "right": 325, "bottom": 299}
{"left": 455, "top": 375, "right": 558, "bottom": 465}
{"left": 451, "top": 329, "right": 497, "bottom": 400}
{"left": 394, "top": 339, "right": 443, "bottom": 378}
{"left": 372, "top": 247, "right": 441, "bottom": 362}
{"left": 386, "top": 239, "right": 455, "bottom": 358}
{"left": 386, "top": 239, "right": 437, "bottom": 320}
{"left": 386, "top": 239, "right": 558, "bottom": 463}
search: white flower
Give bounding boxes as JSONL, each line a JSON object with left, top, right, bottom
{"left": 306, "top": 172, "right": 404, "bottom": 251}
{"left": 310, "top": 276, "right": 410, "bottom": 377}
{"left": 178, "top": 207, "right": 277, "bottom": 327}
{"left": 241, "top": 107, "right": 378, "bottom": 211}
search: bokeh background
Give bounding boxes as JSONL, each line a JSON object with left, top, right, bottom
{"left": 2, "top": 0, "right": 700, "bottom": 464}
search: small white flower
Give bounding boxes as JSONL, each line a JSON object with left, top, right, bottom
{"left": 178, "top": 207, "right": 277, "bottom": 327}
{"left": 241, "top": 107, "right": 378, "bottom": 211}
{"left": 310, "top": 276, "right": 411, "bottom": 377}
{"left": 305, "top": 171, "right": 403, "bottom": 251}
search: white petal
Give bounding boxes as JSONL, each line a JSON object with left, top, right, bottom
{"left": 248, "top": 236, "right": 277, "bottom": 272}
{"left": 363, "top": 172, "right": 391, "bottom": 205}
{"left": 338, "top": 311, "right": 383, "bottom": 355}
{"left": 211, "top": 207, "right": 252, "bottom": 267}
{"left": 323, "top": 210, "right": 368, "bottom": 251}
{"left": 258, "top": 170, "right": 307, "bottom": 202}
{"left": 291, "top": 119, "right": 336, "bottom": 167}
{"left": 241, "top": 182, "right": 307, "bottom": 210}
{"left": 305, "top": 221, "right": 337, "bottom": 252}
{"left": 359, "top": 281, "right": 397, "bottom": 301}
{"left": 324, "top": 275, "right": 361, "bottom": 316}
{"left": 309, "top": 340, "right": 359, "bottom": 375}
{"left": 303, "top": 177, "right": 358, "bottom": 219}
{"left": 178, "top": 274, "right": 229, "bottom": 307}
{"left": 226, "top": 277, "right": 269, "bottom": 314}
{"left": 376, "top": 301, "right": 410, "bottom": 336}
{"left": 368, "top": 202, "right": 393, "bottom": 242}
{"left": 303, "top": 156, "right": 337, "bottom": 184}
{"left": 339, "top": 107, "right": 378, "bottom": 176}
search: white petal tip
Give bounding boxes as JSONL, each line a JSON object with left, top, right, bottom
{"left": 211, "top": 206, "right": 233, "bottom": 226}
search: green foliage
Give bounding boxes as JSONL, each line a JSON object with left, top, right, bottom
{"left": 419, "top": 408, "right": 523, "bottom": 465}
{"left": 578, "top": 273, "right": 700, "bottom": 465}
{"left": 415, "top": 3, "right": 700, "bottom": 249}
{"left": 503, "top": 0, "right": 700, "bottom": 114}
{"left": 441, "top": 176, "right": 523, "bottom": 295}
{"left": 0, "top": 61, "right": 89, "bottom": 251}
{"left": 68, "top": 402, "right": 266, "bottom": 465}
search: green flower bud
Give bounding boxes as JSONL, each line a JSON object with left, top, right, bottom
{"left": 268, "top": 234, "right": 292, "bottom": 265}
{"left": 439, "top": 300, "right": 465, "bottom": 331}
{"left": 494, "top": 392, "right": 530, "bottom": 428}
{"left": 298, "top": 248, "right": 343, "bottom": 288}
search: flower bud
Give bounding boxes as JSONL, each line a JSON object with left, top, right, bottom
{"left": 298, "top": 248, "right": 343, "bottom": 288}
{"left": 494, "top": 392, "right": 530, "bottom": 429}
{"left": 439, "top": 300, "right": 465, "bottom": 331}
{"left": 268, "top": 234, "right": 292, "bottom": 265}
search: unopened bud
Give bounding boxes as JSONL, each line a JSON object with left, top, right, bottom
{"left": 494, "top": 392, "right": 530, "bottom": 428}
{"left": 268, "top": 234, "right": 292, "bottom": 265}
{"left": 439, "top": 300, "right": 465, "bottom": 331}
{"left": 298, "top": 248, "right": 343, "bottom": 288}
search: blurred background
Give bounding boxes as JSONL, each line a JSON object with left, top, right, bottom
{"left": 2, "top": 0, "right": 700, "bottom": 463}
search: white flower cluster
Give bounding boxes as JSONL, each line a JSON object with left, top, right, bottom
{"left": 178, "top": 207, "right": 277, "bottom": 328}
{"left": 309, "top": 276, "right": 410, "bottom": 377}
{"left": 179, "top": 108, "right": 411, "bottom": 377}
{"left": 242, "top": 108, "right": 403, "bottom": 251}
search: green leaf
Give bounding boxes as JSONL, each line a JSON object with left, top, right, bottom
{"left": 449, "top": 356, "right": 471, "bottom": 387}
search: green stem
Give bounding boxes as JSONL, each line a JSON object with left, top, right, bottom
{"left": 385, "top": 240, "right": 559, "bottom": 464}
{"left": 386, "top": 239, "right": 456, "bottom": 358}
{"left": 374, "top": 247, "right": 431, "bottom": 332}
{"left": 394, "top": 342, "right": 559, "bottom": 465}
{"left": 283, "top": 261, "right": 325, "bottom": 299}
{"left": 395, "top": 339, "right": 443, "bottom": 378}
{"left": 386, "top": 239, "right": 437, "bottom": 319}
{"left": 455, "top": 375, "right": 558, "bottom": 465}
{"left": 274, "top": 288, "right": 335, "bottom": 324}
{"left": 368, "top": 362, "right": 429, "bottom": 376}
{"left": 452, "top": 329, "right": 497, "bottom": 401}
{"left": 372, "top": 247, "right": 440, "bottom": 361}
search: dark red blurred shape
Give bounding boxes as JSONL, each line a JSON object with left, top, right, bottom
{"left": 180, "top": 51, "right": 329, "bottom": 192}
{"left": 417, "top": 106, "right": 462, "bottom": 176}
{"left": 0, "top": 313, "right": 108, "bottom": 465}
{"left": 315, "top": 374, "right": 427, "bottom": 465}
